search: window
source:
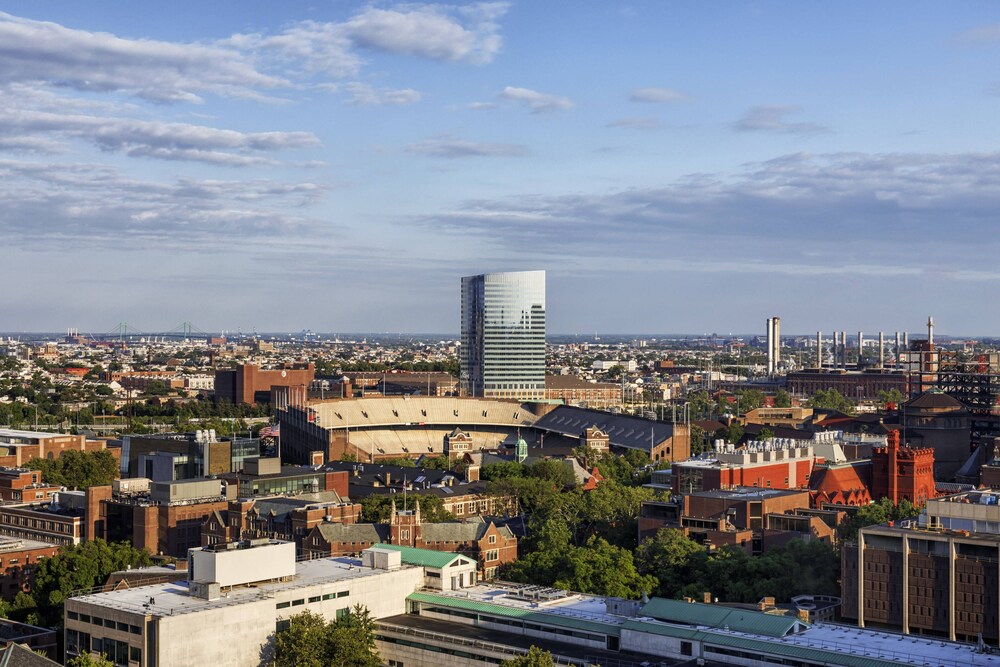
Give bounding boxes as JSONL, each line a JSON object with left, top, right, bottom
{"left": 337, "top": 590, "right": 349, "bottom": 598}
{"left": 488, "top": 535, "right": 496, "bottom": 544}
{"left": 276, "top": 601, "right": 291, "bottom": 610}
{"left": 308, "top": 596, "right": 321, "bottom": 603}
{"left": 336, "top": 607, "right": 350, "bottom": 620}
{"left": 292, "top": 599, "right": 304, "bottom": 606}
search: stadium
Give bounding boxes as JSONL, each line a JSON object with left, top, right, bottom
{"left": 276, "top": 396, "right": 690, "bottom": 466}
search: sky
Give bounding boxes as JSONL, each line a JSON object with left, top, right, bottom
{"left": 3, "top": 2, "right": 1000, "bottom": 336}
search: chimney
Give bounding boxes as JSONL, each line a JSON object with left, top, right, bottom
{"left": 927, "top": 315, "right": 934, "bottom": 348}
{"left": 857, "top": 331, "right": 863, "bottom": 367}
{"left": 703, "top": 591, "right": 712, "bottom": 604}
{"left": 841, "top": 331, "right": 847, "bottom": 368}
{"left": 878, "top": 332, "right": 885, "bottom": 369}
{"left": 816, "top": 331, "right": 822, "bottom": 369}
{"left": 466, "top": 465, "right": 480, "bottom": 482}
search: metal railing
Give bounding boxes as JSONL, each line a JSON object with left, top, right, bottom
{"left": 375, "top": 622, "right": 577, "bottom": 665}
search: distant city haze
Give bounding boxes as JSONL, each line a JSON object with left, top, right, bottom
{"left": 2, "top": 3, "right": 1000, "bottom": 333}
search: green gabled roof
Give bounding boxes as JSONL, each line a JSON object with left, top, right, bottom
{"left": 372, "top": 544, "right": 475, "bottom": 569}
{"left": 639, "top": 598, "right": 804, "bottom": 637}
{"left": 408, "top": 592, "right": 620, "bottom": 637}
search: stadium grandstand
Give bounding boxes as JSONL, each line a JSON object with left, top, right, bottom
{"left": 276, "top": 397, "right": 690, "bottom": 466}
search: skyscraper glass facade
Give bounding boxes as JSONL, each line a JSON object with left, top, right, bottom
{"left": 461, "top": 271, "right": 546, "bottom": 400}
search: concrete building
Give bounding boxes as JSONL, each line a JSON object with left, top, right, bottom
{"left": 120, "top": 431, "right": 259, "bottom": 479}
{"left": 460, "top": 270, "right": 546, "bottom": 400}
{"left": 900, "top": 390, "right": 971, "bottom": 481}
{"left": 842, "top": 489, "right": 1000, "bottom": 644}
{"left": 64, "top": 540, "right": 472, "bottom": 666}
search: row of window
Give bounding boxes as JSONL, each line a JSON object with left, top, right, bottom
{"left": 421, "top": 606, "right": 604, "bottom": 643}
{"left": 66, "top": 630, "right": 141, "bottom": 666}
{"left": 67, "top": 611, "right": 142, "bottom": 635}
{"left": 275, "top": 590, "right": 349, "bottom": 609}
{"left": 0, "top": 514, "right": 74, "bottom": 532}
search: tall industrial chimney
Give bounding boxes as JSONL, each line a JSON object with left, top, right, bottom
{"left": 895, "top": 331, "right": 901, "bottom": 365}
{"left": 878, "top": 332, "right": 885, "bottom": 369}
{"left": 927, "top": 316, "right": 934, "bottom": 348}
{"left": 766, "top": 318, "right": 774, "bottom": 375}
{"left": 858, "top": 331, "right": 864, "bottom": 368}
{"left": 773, "top": 317, "right": 781, "bottom": 372}
{"left": 816, "top": 332, "right": 823, "bottom": 369}
{"left": 841, "top": 331, "right": 847, "bottom": 368}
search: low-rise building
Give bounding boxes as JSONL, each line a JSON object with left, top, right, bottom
{"left": 0, "top": 536, "right": 61, "bottom": 598}
{"left": 0, "top": 468, "right": 60, "bottom": 503}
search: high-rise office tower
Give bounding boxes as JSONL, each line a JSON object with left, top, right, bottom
{"left": 460, "top": 270, "right": 546, "bottom": 400}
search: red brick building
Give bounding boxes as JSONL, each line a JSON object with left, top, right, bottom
{"left": 871, "top": 430, "right": 936, "bottom": 505}
{"left": 0, "top": 536, "right": 61, "bottom": 599}
{"left": 214, "top": 362, "right": 315, "bottom": 405}
{"left": 808, "top": 460, "right": 873, "bottom": 507}
{"left": 0, "top": 468, "right": 60, "bottom": 503}
{"left": 306, "top": 500, "right": 518, "bottom": 579}
{"left": 0, "top": 430, "right": 113, "bottom": 468}
{"left": 672, "top": 439, "right": 821, "bottom": 495}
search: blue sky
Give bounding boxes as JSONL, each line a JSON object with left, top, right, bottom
{"left": 3, "top": 2, "right": 1000, "bottom": 336}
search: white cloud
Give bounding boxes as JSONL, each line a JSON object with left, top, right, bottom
{"left": 629, "top": 87, "right": 688, "bottom": 103}
{"left": 734, "top": 105, "right": 828, "bottom": 134}
{"left": 0, "top": 12, "right": 286, "bottom": 103}
{"left": 0, "top": 158, "right": 331, "bottom": 248}
{"left": 405, "top": 136, "right": 528, "bottom": 158}
{"left": 498, "top": 86, "right": 573, "bottom": 113}
{"left": 343, "top": 83, "right": 421, "bottom": 106}
{"left": 0, "top": 108, "right": 320, "bottom": 166}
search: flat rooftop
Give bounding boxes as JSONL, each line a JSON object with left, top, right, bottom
{"left": 70, "top": 556, "right": 413, "bottom": 618}
{"left": 0, "top": 429, "right": 73, "bottom": 441}
{"left": 693, "top": 487, "right": 807, "bottom": 500}
{"left": 420, "top": 586, "right": 1000, "bottom": 667}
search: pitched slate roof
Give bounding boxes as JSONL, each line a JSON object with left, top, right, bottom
{"left": 0, "top": 644, "right": 60, "bottom": 667}
{"left": 316, "top": 523, "right": 388, "bottom": 543}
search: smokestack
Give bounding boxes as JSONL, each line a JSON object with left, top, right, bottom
{"left": 878, "top": 332, "right": 884, "bottom": 369}
{"left": 832, "top": 331, "right": 839, "bottom": 369}
{"left": 766, "top": 317, "right": 774, "bottom": 375}
{"left": 816, "top": 332, "right": 823, "bottom": 370}
{"left": 895, "top": 331, "right": 901, "bottom": 365}
{"left": 773, "top": 316, "right": 781, "bottom": 372}
{"left": 858, "top": 331, "right": 863, "bottom": 368}
{"left": 927, "top": 316, "right": 934, "bottom": 348}
{"left": 904, "top": 332, "right": 909, "bottom": 349}
{"left": 840, "top": 331, "right": 846, "bottom": 369}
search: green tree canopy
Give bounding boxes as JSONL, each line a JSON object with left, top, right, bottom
{"left": 26, "top": 449, "right": 119, "bottom": 489}
{"left": 273, "top": 606, "right": 379, "bottom": 667}
{"left": 773, "top": 389, "right": 792, "bottom": 408}
{"left": 501, "top": 646, "right": 555, "bottom": 667}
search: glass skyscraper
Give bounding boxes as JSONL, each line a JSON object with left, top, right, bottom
{"left": 461, "top": 270, "right": 546, "bottom": 400}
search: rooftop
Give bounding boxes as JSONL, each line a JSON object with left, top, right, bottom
{"left": 70, "top": 555, "right": 411, "bottom": 618}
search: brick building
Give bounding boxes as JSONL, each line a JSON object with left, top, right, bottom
{"left": 0, "top": 468, "right": 60, "bottom": 503}
{"left": 842, "top": 489, "right": 1000, "bottom": 643}
{"left": 305, "top": 500, "right": 517, "bottom": 579}
{"left": 201, "top": 493, "right": 360, "bottom": 553}
{"left": 671, "top": 438, "right": 821, "bottom": 495}
{"left": 0, "top": 430, "right": 112, "bottom": 468}
{"left": 543, "top": 375, "right": 621, "bottom": 407}
{"left": 0, "top": 536, "right": 61, "bottom": 598}
{"left": 786, "top": 370, "right": 909, "bottom": 401}
{"left": 639, "top": 488, "right": 832, "bottom": 553}
{"left": 214, "top": 362, "right": 315, "bottom": 405}
{"left": 870, "top": 430, "right": 936, "bottom": 505}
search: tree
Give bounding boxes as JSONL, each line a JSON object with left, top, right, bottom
{"left": 502, "top": 646, "right": 555, "bottom": 667}
{"left": 272, "top": 606, "right": 379, "bottom": 667}
{"left": 689, "top": 424, "right": 707, "bottom": 455}
{"left": 808, "top": 389, "right": 855, "bottom": 414}
{"left": 877, "top": 389, "right": 904, "bottom": 411}
{"left": 26, "top": 449, "right": 119, "bottom": 489}
{"left": 68, "top": 653, "right": 115, "bottom": 667}
{"left": 714, "top": 422, "right": 744, "bottom": 446}
{"left": 481, "top": 461, "right": 525, "bottom": 481}
{"left": 773, "top": 389, "right": 792, "bottom": 408}
{"left": 839, "top": 497, "right": 919, "bottom": 540}
{"left": 27, "top": 540, "right": 152, "bottom": 626}
{"left": 635, "top": 528, "right": 705, "bottom": 597}
{"left": 274, "top": 610, "right": 329, "bottom": 667}
{"left": 328, "top": 605, "right": 379, "bottom": 667}
{"left": 737, "top": 389, "right": 765, "bottom": 414}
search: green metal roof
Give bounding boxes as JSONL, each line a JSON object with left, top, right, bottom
{"left": 372, "top": 544, "right": 475, "bottom": 569}
{"left": 407, "top": 592, "right": 620, "bottom": 637}
{"left": 622, "top": 620, "right": 917, "bottom": 667}
{"left": 639, "top": 598, "right": 803, "bottom": 637}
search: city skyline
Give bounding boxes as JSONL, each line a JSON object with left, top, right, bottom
{"left": 4, "top": 3, "right": 1000, "bottom": 333}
